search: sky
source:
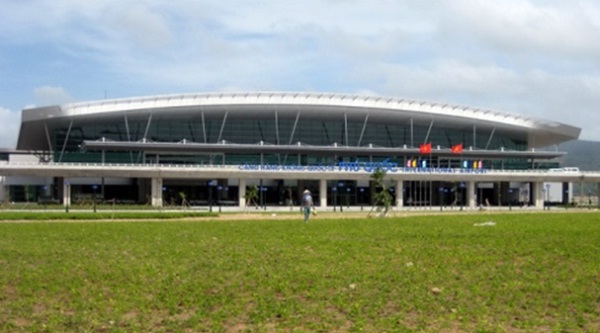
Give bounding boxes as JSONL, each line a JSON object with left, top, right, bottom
{"left": 1, "top": 0, "right": 600, "bottom": 148}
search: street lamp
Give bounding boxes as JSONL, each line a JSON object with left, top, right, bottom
{"left": 459, "top": 182, "right": 465, "bottom": 211}
{"left": 43, "top": 185, "right": 48, "bottom": 210}
{"left": 545, "top": 184, "right": 551, "bottom": 210}
{"left": 208, "top": 180, "right": 216, "bottom": 212}
{"left": 498, "top": 183, "right": 502, "bottom": 208}
{"left": 359, "top": 187, "right": 365, "bottom": 211}
{"left": 217, "top": 186, "right": 223, "bottom": 212}
{"left": 478, "top": 185, "right": 483, "bottom": 210}
{"left": 389, "top": 187, "right": 395, "bottom": 211}
{"left": 444, "top": 188, "right": 450, "bottom": 210}
{"left": 261, "top": 187, "right": 267, "bottom": 210}
{"left": 332, "top": 187, "right": 337, "bottom": 212}
{"left": 542, "top": 188, "right": 547, "bottom": 210}
{"left": 338, "top": 182, "right": 344, "bottom": 212}
{"left": 346, "top": 187, "right": 351, "bottom": 209}
{"left": 259, "top": 180, "right": 264, "bottom": 209}
{"left": 92, "top": 185, "right": 98, "bottom": 213}
{"left": 162, "top": 186, "right": 166, "bottom": 211}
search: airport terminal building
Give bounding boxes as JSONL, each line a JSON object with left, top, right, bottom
{"left": 0, "top": 91, "right": 586, "bottom": 209}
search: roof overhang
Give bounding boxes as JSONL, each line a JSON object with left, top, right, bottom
{"left": 19, "top": 92, "right": 582, "bottom": 150}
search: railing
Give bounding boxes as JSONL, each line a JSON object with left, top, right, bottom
{"left": 0, "top": 161, "right": 240, "bottom": 169}
{"left": 1, "top": 161, "right": 600, "bottom": 176}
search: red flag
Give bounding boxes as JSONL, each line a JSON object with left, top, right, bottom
{"left": 419, "top": 143, "right": 432, "bottom": 154}
{"left": 451, "top": 143, "right": 463, "bottom": 154}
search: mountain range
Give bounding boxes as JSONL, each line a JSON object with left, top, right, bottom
{"left": 556, "top": 140, "right": 600, "bottom": 171}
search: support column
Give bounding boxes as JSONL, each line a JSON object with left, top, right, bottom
{"left": 63, "top": 179, "right": 71, "bottom": 207}
{"left": 467, "top": 181, "right": 475, "bottom": 209}
{"left": 395, "top": 180, "right": 403, "bottom": 208}
{"left": 238, "top": 178, "right": 246, "bottom": 209}
{"left": 319, "top": 179, "right": 327, "bottom": 208}
{"left": 533, "top": 181, "right": 544, "bottom": 209}
{"left": 151, "top": 177, "right": 163, "bottom": 207}
{"left": 0, "top": 176, "right": 5, "bottom": 203}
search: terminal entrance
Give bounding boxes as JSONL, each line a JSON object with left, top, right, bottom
{"left": 1, "top": 175, "right": 580, "bottom": 211}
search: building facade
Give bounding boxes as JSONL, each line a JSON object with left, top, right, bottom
{"left": 2, "top": 91, "right": 583, "bottom": 209}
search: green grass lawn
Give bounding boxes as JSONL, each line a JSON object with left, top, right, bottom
{"left": 0, "top": 211, "right": 217, "bottom": 221}
{"left": 0, "top": 213, "right": 598, "bottom": 332}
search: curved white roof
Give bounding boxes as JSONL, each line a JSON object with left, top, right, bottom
{"left": 19, "top": 91, "right": 580, "bottom": 149}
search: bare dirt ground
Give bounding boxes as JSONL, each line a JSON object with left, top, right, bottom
{"left": 2, "top": 206, "right": 589, "bottom": 223}
{"left": 208, "top": 207, "right": 592, "bottom": 222}
{"left": 210, "top": 209, "right": 494, "bottom": 221}
{"left": 211, "top": 212, "right": 369, "bottom": 221}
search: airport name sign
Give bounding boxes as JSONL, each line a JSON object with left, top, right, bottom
{"left": 238, "top": 160, "right": 487, "bottom": 174}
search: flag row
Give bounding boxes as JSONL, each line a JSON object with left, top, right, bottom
{"left": 406, "top": 159, "right": 484, "bottom": 169}
{"left": 419, "top": 143, "right": 464, "bottom": 154}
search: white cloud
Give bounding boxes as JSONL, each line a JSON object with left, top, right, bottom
{"left": 33, "top": 86, "right": 74, "bottom": 106}
{"left": 108, "top": 3, "right": 174, "bottom": 50}
{"left": 2, "top": 0, "right": 600, "bottom": 141}
{"left": 0, "top": 107, "right": 20, "bottom": 148}
{"left": 441, "top": 0, "right": 600, "bottom": 63}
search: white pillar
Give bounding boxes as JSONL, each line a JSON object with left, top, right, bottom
{"left": 238, "top": 178, "right": 246, "bottom": 208}
{"left": 467, "top": 181, "right": 476, "bottom": 209}
{"left": 395, "top": 180, "right": 403, "bottom": 208}
{"left": 534, "top": 182, "right": 544, "bottom": 209}
{"left": 0, "top": 176, "right": 5, "bottom": 203}
{"left": 319, "top": 179, "right": 327, "bottom": 208}
{"left": 151, "top": 177, "right": 163, "bottom": 207}
{"left": 63, "top": 179, "right": 71, "bottom": 207}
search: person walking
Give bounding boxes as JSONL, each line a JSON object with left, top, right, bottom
{"left": 301, "top": 189, "right": 314, "bottom": 223}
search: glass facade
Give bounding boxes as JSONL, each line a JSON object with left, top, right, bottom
{"left": 52, "top": 110, "right": 530, "bottom": 169}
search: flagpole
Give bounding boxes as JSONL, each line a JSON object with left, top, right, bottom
{"left": 430, "top": 145, "right": 433, "bottom": 209}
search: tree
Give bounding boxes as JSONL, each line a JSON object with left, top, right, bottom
{"left": 24, "top": 185, "right": 31, "bottom": 203}
{"left": 244, "top": 185, "right": 259, "bottom": 211}
{"left": 368, "top": 167, "right": 393, "bottom": 217}
{"left": 178, "top": 191, "right": 190, "bottom": 209}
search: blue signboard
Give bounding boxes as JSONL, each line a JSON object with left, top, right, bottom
{"left": 238, "top": 159, "right": 487, "bottom": 174}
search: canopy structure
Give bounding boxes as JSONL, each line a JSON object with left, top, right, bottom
{"left": 18, "top": 91, "right": 580, "bottom": 153}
